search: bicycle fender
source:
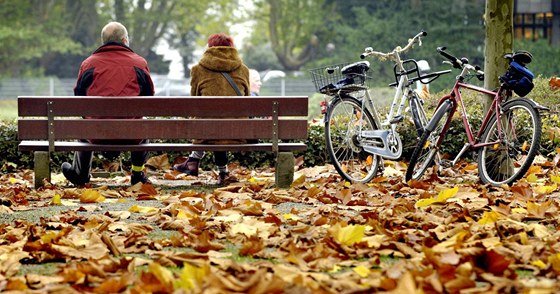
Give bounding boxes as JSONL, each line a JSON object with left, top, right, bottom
{"left": 425, "top": 100, "right": 453, "bottom": 132}
{"left": 504, "top": 97, "right": 549, "bottom": 111}
{"left": 323, "top": 95, "right": 360, "bottom": 124}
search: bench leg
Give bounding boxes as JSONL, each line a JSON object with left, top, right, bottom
{"left": 34, "top": 151, "right": 50, "bottom": 188}
{"left": 275, "top": 152, "right": 295, "bottom": 189}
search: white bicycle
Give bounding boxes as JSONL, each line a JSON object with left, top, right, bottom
{"left": 310, "top": 31, "right": 450, "bottom": 183}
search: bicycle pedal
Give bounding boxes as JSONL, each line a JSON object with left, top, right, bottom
{"left": 389, "top": 115, "right": 404, "bottom": 124}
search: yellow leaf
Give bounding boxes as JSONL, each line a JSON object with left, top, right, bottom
{"left": 331, "top": 223, "right": 365, "bottom": 246}
{"left": 548, "top": 253, "right": 560, "bottom": 273}
{"left": 329, "top": 265, "right": 342, "bottom": 273}
{"left": 40, "top": 232, "right": 58, "bottom": 243}
{"left": 174, "top": 262, "right": 208, "bottom": 290}
{"left": 477, "top": 210, "right": 500, "bottom": 224}
{"left": 129, "top": 204, "right": 158, "bottom": 213}
{"left": 176, "top": 210, "right": 190, "bottom": 219}
{"left": 416, "top": 186, "right": 458, "bottom": 207}
{"left": 519, "top": 232, "right": 529, "bottom": 245}
{"left": 51, "top": 194, "right": 62, "bottom": 205}
{"left": 521, "top": 141, "right": 529, "bottom": 152}
{"left": 534, "top": 184, "right": 557, "bottom": 195}
{"left": 283, "top": 214, "right": 300, "bottom": 221}
{"left": 531, "top": 260, "right": 547, "bottom": 269}
{"left": 149, "top": 262, "right": 174, "bottom": 288}
{"left": 290, "top": 174, "right": 306, "bottom": 187}
{"left": 353, "top": 265, "right": 370, "bottom": 277}
{"left": 526, "top": 173, "right": 539, "bottom": 183}
{"left": 527, "top": 201, "right": 552, "bottom": 217}
{"left": 512, "top": 207, "right": 527, "bottom": 214}
{"left": 366, "top": 155, "right": 373, "bottom": 166}
{"left": 551, "top": 175, "right": 560, "bottom": 184}
{"left": 9, "top": 177, "right": 22, "bottom": 184}
{"left": 80, "top": 189, "right": 105, "bottom": 203}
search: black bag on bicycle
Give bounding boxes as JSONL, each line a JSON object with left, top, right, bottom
{"left": 499, "top": 50, "right": 534, "bottom": 97}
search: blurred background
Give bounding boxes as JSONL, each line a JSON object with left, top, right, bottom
{"left": 1, "top": 0, "right": 559, "bottom": 119}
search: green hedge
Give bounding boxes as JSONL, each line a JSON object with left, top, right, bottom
{"left": 2, "top": 77, "right": 558, "bottom": 172}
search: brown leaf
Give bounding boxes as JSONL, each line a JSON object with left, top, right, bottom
{"left": 145, "top": 154, "right": 171, "bottom": 171}
{"left": 239, "top": 236, "right": 264, "bottom": 256}
{"left": 475, "top": 250, "right": 512, "bottom": 275}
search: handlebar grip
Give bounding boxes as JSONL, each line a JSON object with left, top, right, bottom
{"left": 420, "top": 31, "right": 427, "bottom": 37}
{"left": 360, "top": 54, "right": 366, "bottom": 59}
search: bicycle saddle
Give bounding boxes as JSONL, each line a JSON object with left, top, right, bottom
{"left": 504, "top": 50, "right": 533, "bottom": 66}
{"left": 341, "top": 61, "right": 370, "bottom": 75}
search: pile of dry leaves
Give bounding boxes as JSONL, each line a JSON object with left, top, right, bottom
{"left": 1, "top": 153, "right": 560, "bottom": 293}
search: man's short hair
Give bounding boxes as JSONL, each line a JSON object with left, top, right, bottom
{"left": 101, "top": 21, "right": 128, "bottom": 44}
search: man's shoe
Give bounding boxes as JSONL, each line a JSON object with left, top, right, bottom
{"left": 61, "top": 162, "right": 90, "bottom": 186}
{"left": 131, "top": 171, "right": 151, "bottom": 185}
{"left": 173, "top": 157, "right": 199, "bottom": 176}
{"left": 217, "top": 171, "right": 229, "bottom": 186}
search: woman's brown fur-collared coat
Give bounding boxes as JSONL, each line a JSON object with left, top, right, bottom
{"left": 190, "top": 46, "right": 250, "bottom": 96}
{"left": 190, "top": 46, "right": 250, "bottom": 144}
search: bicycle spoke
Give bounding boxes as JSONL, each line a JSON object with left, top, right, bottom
{"left": 478, "top": 99, "right": 541, "bottom": 185}
{"left": 325, "top": 97, "right": 380, "bottom": 183}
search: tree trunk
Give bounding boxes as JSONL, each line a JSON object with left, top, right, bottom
{"left": 484, "top": 0, "right": 514, "bottom": 179}
{"left": 483, "top": 0, "right": 513, "bottom": 110}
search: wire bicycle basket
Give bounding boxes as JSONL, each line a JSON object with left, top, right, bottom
{"left": 310, "top": 62, "right": 371, "bottom": 96}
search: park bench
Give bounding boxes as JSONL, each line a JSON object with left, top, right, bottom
{"left": 17, "top": 96, "right": 309, "bottom": 188}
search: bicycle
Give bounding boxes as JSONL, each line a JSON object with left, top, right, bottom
{"left": 405, "top": 47, "right": 548, "bottom": 186}
{"left": 310, "top": 31, "right": 450, "bottom": 183}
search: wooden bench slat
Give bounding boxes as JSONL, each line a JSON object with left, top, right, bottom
{"left": 18, "top": 96, "right": 309, "bottom": 117}
{"left": 18, "top": 118, "right": 308, "bottom": 140}
{"left": 18, "top": 141, "right": 308, "bottom": 152}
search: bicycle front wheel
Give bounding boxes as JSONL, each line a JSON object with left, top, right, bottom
{"left": 325, "top": 96, "right": 381, "bottom": 183}
{"left": 478, "top": 99, "right": 542, "bottom": 186}
{"left": 406, "top": 101, "right": 452, "bottom": 182}
{"left": 409, "top": 92, "right": 429, "bottom": 137}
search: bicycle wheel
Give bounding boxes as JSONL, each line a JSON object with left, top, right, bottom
{"left": 478, "top": 99, "right": 541, "bottom": 186}
{"left": 325, "top": 96, "right": 381, "bottom": 183}
{"left": 409, "top": 92, "right": 429, "bottom": 137}
{"left": 406, "top": 101, "right": 453, "bottom": 182}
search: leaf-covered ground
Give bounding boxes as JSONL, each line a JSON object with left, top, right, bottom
{"left": 1, "top": 154, "right": 560, "bottom": 293}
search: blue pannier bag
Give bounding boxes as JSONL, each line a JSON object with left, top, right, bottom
{"left": 500, "top": 61, "right": 534, "bottom": 97}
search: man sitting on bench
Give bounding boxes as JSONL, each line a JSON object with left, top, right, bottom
{"left": 61, "top": 21, "right": 155, "bottom": 186}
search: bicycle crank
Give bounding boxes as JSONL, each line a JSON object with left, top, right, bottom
{"left": 361, "top": 130, "right": 403, "bottom": 159}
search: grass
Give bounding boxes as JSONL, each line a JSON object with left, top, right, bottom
{"left": 0, "top": 99, "right": 17, "bottom": 120}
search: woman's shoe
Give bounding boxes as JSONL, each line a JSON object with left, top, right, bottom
{"left": 173, "top": 157, "right": 199, "bottom": 176}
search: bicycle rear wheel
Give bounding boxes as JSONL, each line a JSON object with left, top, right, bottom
{"left": 325, "top": 96, "right": 381, "bottom": 183}
{"left": 478, "top": 99, "right": 541, "bottom": 186}
{"left": 406, "top": 101, "right": 452, "bottom": 182}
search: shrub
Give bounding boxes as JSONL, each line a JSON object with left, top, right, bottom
{"left": 2, "top": 77, "right": 558, "bottom": 173}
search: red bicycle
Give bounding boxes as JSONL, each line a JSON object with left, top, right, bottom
{"left": 406, "top": 47, "right": 547, "bottom": 186}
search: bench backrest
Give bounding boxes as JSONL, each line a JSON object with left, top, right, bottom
{"left": 18, "top": 96, "right": 308, "bottom": 141}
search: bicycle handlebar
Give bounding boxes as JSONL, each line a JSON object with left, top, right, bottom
{"left": 360, "top": 31, "right": 427, "bottom": 60}
{"left": 438, "top": 46, "right": 485, "bottom": 79}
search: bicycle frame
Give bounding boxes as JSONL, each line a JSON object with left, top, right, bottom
{"left": 357, "top": 67, "right": 417, "bottom": 129}
{"left": 434, "top": 77, "right": 510, "bottom": 164}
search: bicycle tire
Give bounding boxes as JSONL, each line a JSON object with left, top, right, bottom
{"left": 325, "top": 96, "right": 381, "bottom": 183}
{"left": 406, "top": 101, "right": 452, "bottom": 182}
{"left": 409, "top": 92, "right": 429, "bottom": 137}
{"left": 478, "top": 98, "right": 542, "bottom": 186}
